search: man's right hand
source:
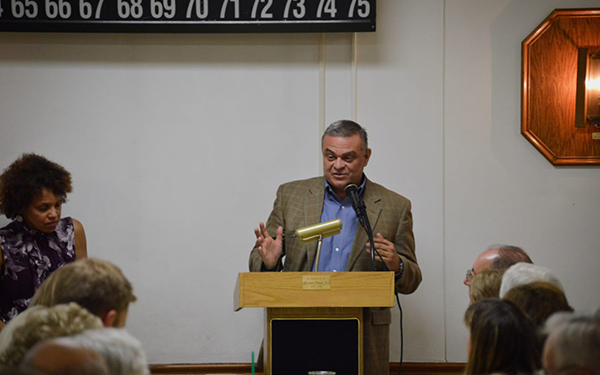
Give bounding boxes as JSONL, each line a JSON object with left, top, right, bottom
{"left": 254, "top": 222, "right": 283, "bottom": 270}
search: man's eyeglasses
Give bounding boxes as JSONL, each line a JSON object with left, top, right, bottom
{"left": 465, "top": 268, "right": 475, "bottom": 281}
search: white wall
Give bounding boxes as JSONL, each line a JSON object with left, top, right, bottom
{"left": 0, "top": 0, "right": 599, "bottom": 364}
{"left": 443, "top": 0, "right": 600, "bottom": 361}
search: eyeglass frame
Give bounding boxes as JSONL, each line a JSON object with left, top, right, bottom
{"left": 465, "top": 268, "right": 475, "bottom": 282}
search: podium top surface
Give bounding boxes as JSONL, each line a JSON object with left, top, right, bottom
{"left": 234, "top": 272, "right": 395, "bottom": 311}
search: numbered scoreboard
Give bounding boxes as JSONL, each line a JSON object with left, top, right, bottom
{"left": 0, "top": 0, "right": 376, "bottom": 33}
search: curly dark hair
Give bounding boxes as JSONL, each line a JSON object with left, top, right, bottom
{"left": 0, "top": 153, "right": 72, "bottom": 219}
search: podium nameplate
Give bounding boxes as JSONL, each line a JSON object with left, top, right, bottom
{"left": 302, "top": 275, "right": 331, "bottom": 290}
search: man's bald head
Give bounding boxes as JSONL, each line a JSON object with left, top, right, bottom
{"left": 22, "top": 340, "right": 108, "bottom": 375}
{"left": 489, "top": 245, "right": 532, "bottom": 269}
{"left": 464, "top": 245, "right": 532, "bottom": 287}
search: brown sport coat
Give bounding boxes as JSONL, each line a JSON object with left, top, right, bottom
{"left": 249, "top": 176, "right": 422, "bottom": 375}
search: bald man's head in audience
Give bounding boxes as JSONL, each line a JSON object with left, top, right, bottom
{"left": 22, "top": 340, "right": 108, "bottom": 375}
{"left": 31, "top": 258, "right": 137, "bottom": 328}
{"left": 464, "top": 245, "right": 532, "bottom": 288}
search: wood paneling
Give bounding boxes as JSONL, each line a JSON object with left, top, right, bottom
{"left": 149, "top": 362, "right": 466, "bottom": 375}
{"left": 522, "top": 9, "right": 600, "bottom": 165}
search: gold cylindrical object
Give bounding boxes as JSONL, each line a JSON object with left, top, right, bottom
{"left": 294, "top": 219, "right": 342, "bottom": 244}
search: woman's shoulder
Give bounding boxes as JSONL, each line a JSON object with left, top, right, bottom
{"left": 60, "top": 217, "right": 85, "bottom": 229}
{"left": 54, "top": 217, "right": 74, "bottom": 232}
{"left": 0, "top": 220, "right": 22, "bottom": 240}
{"left": 59, "top": 216, "right": 73, "bottom": 226}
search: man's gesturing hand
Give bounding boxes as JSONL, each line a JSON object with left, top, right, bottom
{"left": 366, "top": 233, "right": 401, "bottom": 272}
{"left": 254, "top": 222, "right": 283, "bottom": 270}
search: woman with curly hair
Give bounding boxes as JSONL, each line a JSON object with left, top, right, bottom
{"left": 0, "top": 302, "right": 102, "bottom": 366}
{"left": 0, "top": 153, "right": 87, "bottom": 329}
{"left": 464, "top": 299, "right": 541, "bottom": 375}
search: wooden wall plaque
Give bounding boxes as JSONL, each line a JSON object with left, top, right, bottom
{"left": 522, "top": 8, "right": 600, "bottom": 165}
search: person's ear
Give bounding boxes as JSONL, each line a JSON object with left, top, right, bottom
{"left": 364, "top": 148, "right": 372, "bottom": 166}
{"left": 101, "top": 310, "right": 118, "bottom": 327}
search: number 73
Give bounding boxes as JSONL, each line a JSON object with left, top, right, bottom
{"left": 283, "top": 0, "right": 305, "bottom": 19}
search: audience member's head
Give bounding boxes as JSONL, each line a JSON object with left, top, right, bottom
{"left": 469, "top": 269, "right": 505, "bottom": 304}
{"left": 22, "top": 340, "right": 108, "bottom": 375}
{"left": 31, "top": 258, "right": 136, "bottom": 327}
{"left": 499, "top": 263, "right": 564, "bottom": 298}
{"left": 0, "top": 303, "right": 103, "bottom": 366}
{"left": 51, "top": 329, "right": 149, "bottom": 375}
{"left": 504, "top": 281, "right": 573, "bottom": 328}
{"left": 0, "top": 153, "right": 72, "bottom": 221}
{"left": 464, "top": 244, "right": 532, "bottom": 288}
{"left": 464, "top": 299, "right": 540, "bottom": 375}
{"left": 542, "top": 310, "right": 600, "bottom": 375}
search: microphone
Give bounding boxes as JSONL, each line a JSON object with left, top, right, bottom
{"left": 344, "top": 183, "right": 367, "bottom": 228}
{"left": 292, "top": 219, "right": 342, "bottom": 243}
{"left": 344, "top": 182, "right": 387, "bottom": 272}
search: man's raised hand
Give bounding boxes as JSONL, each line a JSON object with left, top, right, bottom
{"left": 254, "top": 222, "right": 283, "bottom": 270}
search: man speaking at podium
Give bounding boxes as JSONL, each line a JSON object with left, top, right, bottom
{"left": 249, "top": 120, "right": 422, "bottom": 375}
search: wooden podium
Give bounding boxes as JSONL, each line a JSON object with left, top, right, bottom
{"left": 234, "top": 272, "right": 395, "bottom": 375}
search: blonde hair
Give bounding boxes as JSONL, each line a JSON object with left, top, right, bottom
{"left": 470, "top": 269, "right": 505, "bottom": 304}
{"left": 0, "top": 303, "right": 103, "bottom": 366}
{"left": 31, "top": 258, "right": 136, "bottom": 317}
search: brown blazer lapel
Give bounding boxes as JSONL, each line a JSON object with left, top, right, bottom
{"left": 295, "top": 179, "right": 325, "bottom": 271}
{"left": 346, "top": 179, "right": 383, "bottom": 271}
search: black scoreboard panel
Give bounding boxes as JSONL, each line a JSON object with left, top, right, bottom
{"left": 0, "top": 0, "right": 376, "bottom": 33}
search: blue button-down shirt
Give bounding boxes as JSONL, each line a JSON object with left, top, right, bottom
{"left": 313, "top": 177, "right": 366, "bottom": 272}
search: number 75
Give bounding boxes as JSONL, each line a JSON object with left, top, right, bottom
{"left": 348, "top": 0, "right": 370, "bottom": 17}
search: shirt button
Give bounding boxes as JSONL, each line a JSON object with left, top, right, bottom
{"left": 335, "top": 248, "right": 340, "bottom": 252}
{"left": 342, "top": 206, "right": 345, "bottom": 209}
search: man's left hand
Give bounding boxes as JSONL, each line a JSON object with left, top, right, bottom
{"left": 366, "top": 233, "right": 401, "bottom": 272}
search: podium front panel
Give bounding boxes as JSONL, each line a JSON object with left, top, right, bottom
{"left": 271, "top": 318, "right": 360, "bottom": 375}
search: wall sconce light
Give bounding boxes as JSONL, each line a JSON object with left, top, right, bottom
{"left": 522, "top": 9, "right": 600, "bottom": 165}
{"left": 576, "top": 47, "right": 600, "bottom": 127}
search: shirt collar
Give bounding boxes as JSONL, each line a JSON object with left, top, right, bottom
{"left": 324, "top": 175, "right": 367, "bottom": 202}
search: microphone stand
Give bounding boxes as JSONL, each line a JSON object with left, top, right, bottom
{"left": 360, "top": 210, "right": 377, "bottom": 272}
{"left": 346, "top": 183, "right": 388, "bottom": 272}
{"left": 355, "top": 201, "right": 388, "bottom": 273}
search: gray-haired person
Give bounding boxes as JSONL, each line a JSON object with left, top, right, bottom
{"left": 22, "top": 339, "right": 108, "bottom": 375}
{"left": 543, "top": 310, "right": 600, "bottom": 375}
{"left": 50, "top": 329, "right": 150, "bottom": 375}
{"left": 250, "top": 119, "right": 422, "bottom": 375}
